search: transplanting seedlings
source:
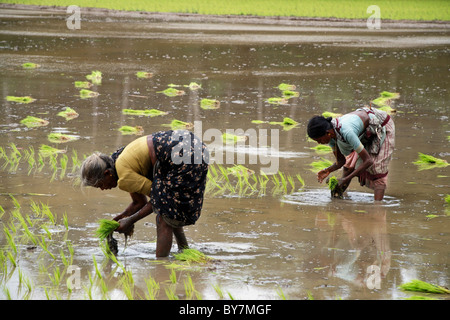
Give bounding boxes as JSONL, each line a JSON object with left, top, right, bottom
{"left": 122, "top": 108, "right": 168, "bottom": 117}
{"left": 6, "top": 96, "right": 36, "bottom": 104}
{"left": 328, "top": 176, "right": 343, "bottom": 199}
{"left": 57, "top": 107, "right": 79, "bottom": 120}
{"left": 157, "top": 88, "right": 185, "bottom": 97}
{"left": 79, "top": 89, "right": 99, "bottom": 99}
{"left": 86, "top": 70, "right": 102, "bottom": 85}
{"left": 20, "top": 116, "right": 49, "bottom": 128}
{"left": 118, "top": 125, "right": 144, "bottom": 135}
{"left": 95, "top": 219, "right": 120, "bottom": 240}
{"left": 200, "top": 98, "right": 220, "bottom": 109}
{"left": 413, "top": 152, "right": 449, "bottom": 170}
{"left": 22, "top": 62, "right": 40, "bottom": 69}
{"left": 136, "top": 71, "right": 153, "bottom": 79}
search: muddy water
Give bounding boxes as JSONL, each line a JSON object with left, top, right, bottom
{"left": 0, "top": 7, "right": 449, "bottom": 300}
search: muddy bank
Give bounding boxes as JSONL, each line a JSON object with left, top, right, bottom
{"left": 1, "top": 3, "right": 449, "bottom": 30}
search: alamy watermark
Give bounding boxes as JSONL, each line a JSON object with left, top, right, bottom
{"left": 66, "top": 5, "right": 81, "bottom": 30}
{"left": 366, "top": 5, "right": 381, "bottom": 30}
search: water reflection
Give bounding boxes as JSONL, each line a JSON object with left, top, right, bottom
{"left": 314, "top": 205, "right": 391, "bottom": 290}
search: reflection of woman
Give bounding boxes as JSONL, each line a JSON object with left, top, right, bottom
{"left": 307, "top": 106, "right": 395, "bottom": 201}
{"left": 80, "top": 130, "right": 209, "bottom": 257}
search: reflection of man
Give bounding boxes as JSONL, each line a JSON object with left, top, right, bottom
{"left": 314, "top": 205, "right": 391, "bottom": 289}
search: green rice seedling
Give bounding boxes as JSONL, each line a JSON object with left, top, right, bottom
{"left": 168, "top": 119, "right": 193, "bottom": 130}
{"left": 276, "top": 286, "right": 288, "bottom": 300}
{"left": 174, "top": 248, "right": 212, "bottom": 264}
{"left": 3, "top": 226, "right": 17, "bottom": 255}
{"left": 40, "top": 203, "right": 56, "bottom": 225}
{"left": 212, "top": 283, "right": 224, "bottom": 299}
{"left": 59, "top": 154, "right": 69, "bottom": 179}
{"left": 200, "top": 98, "right": 220, "bottom": 109}
{"left": 95, "top": 219, "right": 120, "bottom": 240}
{"left": 57, "top": 107, "right": 79, "bottom": 120}
{"left": 74, "top": 81, "right": 92, "bottom": 89}
{"left": 20, "top": 116, "right": 49, "bottom": 128}
{"left": 251, "top": 120, "right": 268, "bottom": 124}
{"left": 79, "top": 89, "right": 99, "bottom": 99}
{"left": 328, "top": 176, "right": 339, "bottom": 191}
{"left": 445, "top": 194, "right": 450, "bottom": 204}
{"left": 276, "top": 83, "right": 296, "bottom": 91}
{"left": 122, "top": 108, "right": 168, "bottom": 117}
{"left": 378, "top": 105, "right": 396, "bottom": 114}
{"left": 309, "top": 158, "right": 333, "bottom": 172}
{"left": 380, "top": 91, "right": 400, "bottom": 99}
{"left": 322, "top": 111, "right": 342, "bottom": 118}
{"left": 413, "top": 153, "right": 449, "bottom": 170}
{"left": 222, "top": 133, "right": 247, "bottom": 144}
{"left": 22, "top": 62, "right": 40, "bottom": 69}
{"left": 372, "top": 91, "right": 400, "bottom": 108}
{"left": 6, "top": 96, "right": 35, "bottom": 104}
{"left": 169, "top": 268, "right": 177, "bottom": 284}
{"left": 399, "top": 279, "right": 450, "bottom": 294}
{"left": 144, "top": 276, "right": 160, "bottom": 300}
{"left": 184, "top": 82, "right": 201, "bottom": 90}
{"left": 404, "top": 295, "right": 438, "bottom": 300}
{"left": 118, "top": 125, "right": 144, "bottom": 136}
{"left": 47, "top": 133, "right": 79, "bottom": 144}
{"left": 38, "top": 236, "right": 56, "bottom": 260}
{"left": 266, "top": 97, "right": 288, "bottom": 105}
{"left": 135, "top": 71, "right": 153, "bottom": 79}
{"left": 85, "top": 70, "right": 102, "bottom": 85}
{"left": 269, "top": 117, "right": 298, "bottom": 131}
{"left": 184, "top": 274, "right": 202, "bottom": 300}
{"left": 157, "top": 88, "right": 185, "bottom": 97}
{"left": 310, "top": 144, "right": 332, "bottom": 154}
{"left": 165, "top": 285, "right": 179, "bottom": 300}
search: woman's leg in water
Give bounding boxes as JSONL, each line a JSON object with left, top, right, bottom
{"left": 156, "top": 214, "right": 173, "bottom": 257}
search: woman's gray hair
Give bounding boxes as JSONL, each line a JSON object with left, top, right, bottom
{"left": 80, "top": 152, "right": 114, "bottom": 187}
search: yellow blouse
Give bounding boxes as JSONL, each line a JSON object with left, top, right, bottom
{"left": 115, "top": 136, "right": 152, "bottom": 195}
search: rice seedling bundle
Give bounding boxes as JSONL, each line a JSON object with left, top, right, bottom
{"left": 184, "top": 82, "right": 201, "bottom": 90}
{"left": 85, "top": 70, "right": 102, "bottom": 85}
{"left": 79, "top": 89, "right": 99, "bottom": 99}
{"left": 282, "top": 90, "right": 299, "bottom": 98}
{"left": 95, "top": 219, "right": 120, "bottom": 240}
{"left": 413, "top": 153, "right": 449, "bottom": 170}
{"left": 158, "top": 88, "right": 185, "bottom": 97}
{"left": 22, "top": 62, "right": 40, "bottom": 69}
{"left": 322, "top": 111, "right": 342, "bottom": 118}
{"left": 266, "top": 97, "right": 288, "bottom": 105}
{"left": 20, "top": 116, "right": 49, "bottom": 128}
{"left": 399, "top": 279, "right": 450, "bottom": 294}
{"left": 57, "top": 107, "right": 79, "bottom": 120}
{"left": 74, "top": 81, "right": 92, "bottom": 89}
{"left": 310, "top": 145, "right": 332, "bottom": 154}
{"left": 222, "top": 133, "right": 247, "bottom": 144}
{"left": 268, "top": 117, "right": 298, "bottom": 131}
{"left": 6, "top": 96, "right": 36, "bottom": 104}
{"left": 174, "top": 248, "right": 212, "bottom": 264}
{"left": 47, "top": 133, "right": 79, "bottom": 144}
{"left": 276, "top": 83, "right": 296, "bottom": 91}
{"left": 122, "top": 108, "right": 167, "bottom": 117}
{"left": 118, "top": 125, "right": 144, "bottom": 135}
{"left": 372, "top": 91, "right": 400, "bottom": 109}
{"left": 168, "top": 120, "right": 193, "bottom": 130}
{"left": 200, "top": 98, "right": 220, "bottom": 109}
{"left": 39, "top": 144, "right": 65, "bottom": 157}
{"left": 309, "top": 158, "right": 333, "bottom": 172}
{"left": 135, "top": 71, "right": 153, "bottom": 79}
{"left": 445, "top": 194, "right": 450, "bottom": 204}
{"left": 328, "top": 176, "right": 339, "bottom": 191}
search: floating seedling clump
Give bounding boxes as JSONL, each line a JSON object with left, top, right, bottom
{"left": 184, "top": 82, "right": 201, "bottom": 90}
{"left": 174, "top": 248, "right": 212, "bottom": 264}
{"left": 74, "top": 81, "right": 92, "bottom": 89}
{"left": 266, "top": 97, "right": 288, "bottom": 105}
{"left": 157, "top": 88, "right": 185, "bottom": 97}
{"left": 399, "top": 279, "right": 450, "bottom": 294}
{"left": 118, "top": 125, "right": 144, "bottom": 135}
{"left": 200, "top": 98, "right": 220, "bottom": 109}
{"left": 413, "top": 152, "right": 449, "bottom": 170}
{"left": 6, "top": 96, "right": 36, "bottom": 104}
{"left": 85, "top": 70, "right": 102, "bottom": 85}
{"left": 136, "top": 71, "right": 153, "bottom": 79}
{"left": 276, "top": 83, "right": 296, "bottom": 91}
{"left": 48, "top": 133, "right": 79, "bottom": 144}
{"left": 79, "top": 89, "right": 99, "bottom": 99}
{"left": 222, "top": 133, "right": 247, "bottom": 144}
{"left": 122, "top": 108, "right": 167, "bottom": 117}
{"left": 372, "top": 91, "right": 400, "bottom": 113}
{"left": 322, "top": 111, "right": 342, "bottom": 118}
{"left": 20, "top": 116, "right": 49, "bottom": 128}
{"left": 57, "top": 107, "right": 79, "bottom": 121}
{"left": 168, "top": 120, "right": 193, "bottom": 130}
{"left": 268, "top": 117, "right": 299, "bottom": 131}
{"left": 22, "top": 62, "right": 40, "bottom": 69}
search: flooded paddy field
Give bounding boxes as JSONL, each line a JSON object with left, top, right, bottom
{"left": 0, "top": 7, "right": 449, "bottom": 300}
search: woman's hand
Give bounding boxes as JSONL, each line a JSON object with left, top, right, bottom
{"left": 116, "top": 216, "right": 135, "bottom": 237}
{"left": 317, "top": 169, "right": 330, "bottom": 183}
